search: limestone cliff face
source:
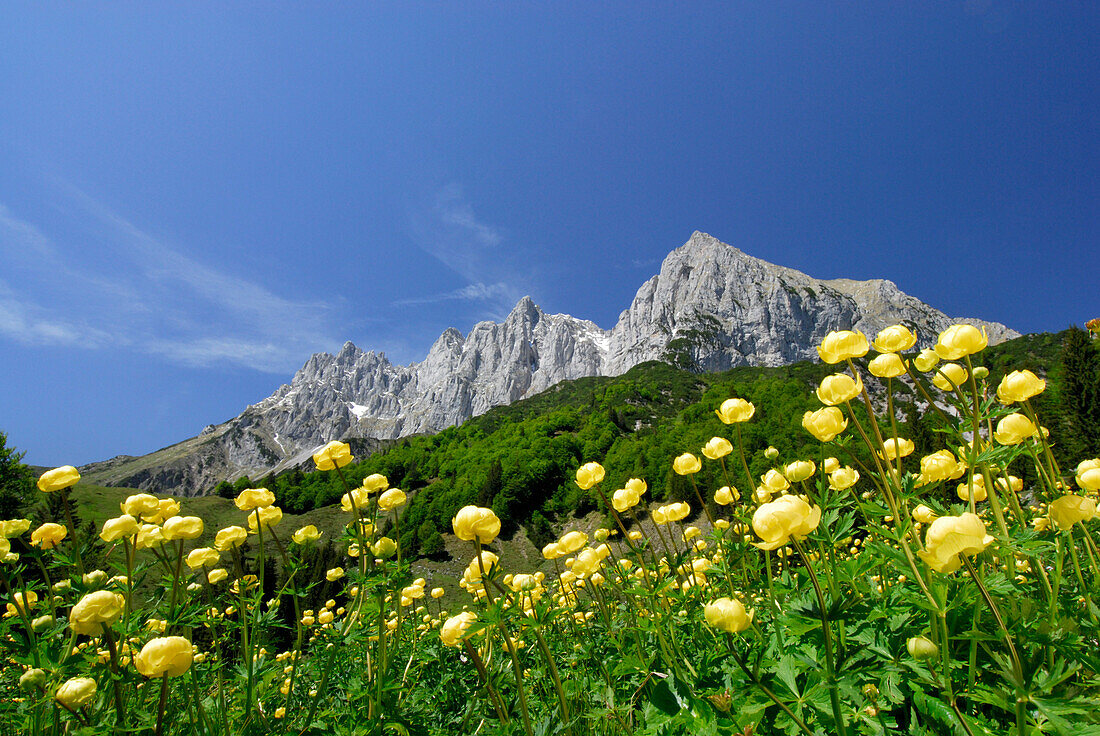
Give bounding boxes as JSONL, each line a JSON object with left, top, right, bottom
{"left": 83, "top": 232, "right": 1017, "bottom": 494}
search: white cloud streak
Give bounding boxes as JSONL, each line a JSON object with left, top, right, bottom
{"left": 405, "top": 183, "right": 521, "bottom": 314}
{"left": 0, "top": 189, "right": 341, "bottom": 373}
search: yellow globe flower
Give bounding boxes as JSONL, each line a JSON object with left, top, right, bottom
{"left": 751, "top": 495, "right": 821, "bottom": 550}
{"left": 312, "top": 441, "right": 353, "bottom": 471}
{"left": 760, "top": 469, "right": 790, "bottom": 493}
{"left": 802, "top": 406, "right": 847, "bottom": 442}
{"left": 828, "top": 467, "right": 860, "bottom": 491}
{"left": 715, "top": 398, "right": 755, "bottom": 424}
{"left": 816, "top": 373, "right": 863, "bottom": 406}
{"left": 612, "top": 487, "right": 641, "bottom": 512}
{"left": 879, "top": 437, "right": 915, "bottom": 461}
{"left": 185, "top": 547, "right": 220, "bottom": 570}
{"left": 247, "top": 506, "right": 282, "bottom": 533}
{"left": 672, "top": 453, "right": 702, "bottom": 475}
{"left": 913, "top": 348, "right": 941, "bottom": 372}
{"left": 1049, "top": 495, "right": 1097, "bottom": 531}
{"left": 144, "top": 498, "right": 180, "bottom": 524}
{"left": 120, "top": 493, "right": 160, "bottom": 517}
{"left": 868, "top": 352, "right": 908, "bottom": 379}
{"left": 7, "top": 590, "right": 38, "bottom": 616}
{"left": 340, "top": 487, "right": 371, "bottom": 513}
{"left": 0, "top": 518, "right": 30, "bottom": 537}
{"left": 956, "top": 474, "right": 988, "bottom": 502}
{"left": 378, "top": 488, "right": 407, "bottom": 511}
{"left": 214, "top": 526, "right": 248, "bottom": 551}
{"left": 69, "top": 590, "right": 125, "bottom": 636}
{"left": 912, "top": 504, "right": 938, "bottom": 524}
{"left": 996, "top": 369, "right": 1046, "bottom": 404}
{"left": 872, "top": 324, "right": 918, "bottom": 353}
{"left": 784, "top": 460, "right": 816, "bottom": 483}
{"left": 207, "top": 568, "right": 228, "bottom": 584}
{"left": 234, "top": 488, "right": 275, "bottom": 511}
{"left": 163, "top": 516, "right": 204, "bottom": 541}
{"left": 816, "top": 330, "right": 869, "bottom": 364}
{"left": 134, "top": 636, "right": 193, "bottom": 677}
{"left": 1076, "top": 459, "right": 1100, "bottom": 493}
{"left": 932, "top": 362, "right": 969, "bottom": 391}
{"left": 55, "top": 677, "right": 96, "bottom": 709}
{"left": 558, "top": 530, "right": 589, "bottom": 554}
{"left": 575, "top": 462, "right": 605, "bottom": 490}
{"left": 714, "top": 485, "right": 739, "bottom": 505}
{"left": 30, "top": 522, "right": 67, "bottom": 549}
{"left": 823, "top": 456, "right": 839, "bottom": 473}
{"left": 362, "top": 473, "right": 389, "bottom": 492}
{"left": 917, "top": 512, "right": 993, "bottom": 573}
{"left": 542, "top": 541, "right": 564, "bottom": 560}
{"left": 100, "top": 515, "right": 140, "bottom": 543}
{"left": 702, "top": 437, "right": 733, "bottom": 460}
{"left": 703, "top": 597, "right": 754, "bottom": 633}
{"left": 370, "top": 537, "right": 397, "bottom": 559}
{"left": 292, "top": 525, "right": 322, "bottom": 544}
{"left": 440, "top": 611, "right": 478, "bottom": 647}
{"left": 37, "top": 466, "right": 80, "bottom": 493}
{"left": 326, "top": 567, "right": 345, "bottom": 581}
{"left": 934, "top": 324, "right": 988, "bottom": 360}
{"left": 452, "top": 506, "right": 501, "bottom": 544}
{"left": 917, "top": 450, "right": 961, "bottom": 485}
{"left": 993, "top": 413, "right": 1039, "bottom": 446}
{"left": 136, "top": 524, "right": 165, "bottom": 550}
{"left": 652, "top": 502, "right": 690, "bottom": 525}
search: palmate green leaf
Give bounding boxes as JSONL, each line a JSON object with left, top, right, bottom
{"left": 1031, "top": 694, "right": 1100, "bottom": 732}
{"left": 911, "top": 687, "right": 999, "bottom": 736}
{"left": 775, "top": 655, "right": 804, "bottom": 698}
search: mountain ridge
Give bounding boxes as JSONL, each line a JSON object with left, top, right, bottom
{"left": 81, "top": 231, "right": 1018, "bottom": 495}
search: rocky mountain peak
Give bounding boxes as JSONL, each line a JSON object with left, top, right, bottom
{"left": 84, "top": 232, "right": 1020, "bottom": 495}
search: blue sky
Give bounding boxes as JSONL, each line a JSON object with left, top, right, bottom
{"left": 1, "top": 2, "right": 1097, "bottom": 466}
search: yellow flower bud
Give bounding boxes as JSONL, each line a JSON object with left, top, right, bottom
{"left": 907, "top": 636, "right": 939, "bottom": 661}
{"left": 714, "top": 485, "right": 739, "bottom": 505}
{"left": 784, "top": 460, "right": 815, "bottom": 483}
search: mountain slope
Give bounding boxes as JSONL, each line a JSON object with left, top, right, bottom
{"left": 81, "top": 232, "right": 1017, "bottom": 494}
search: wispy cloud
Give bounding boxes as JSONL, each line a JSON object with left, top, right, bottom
{"left": 393, "top": 281, "right": 512, "bottom": 307}
{"left": 0, "top": 188, "right": 341, "bottom": 373}
{"left": 405, "top": 183, "right": 521, "bottom": 315}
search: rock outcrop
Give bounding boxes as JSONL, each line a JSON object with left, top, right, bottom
{"left": 82, "top": 232, "right": 1017, "bottom": 494}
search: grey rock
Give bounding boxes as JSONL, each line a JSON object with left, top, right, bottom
{"left": 82, "top": 232, "right": 1017, "bottom": 494}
